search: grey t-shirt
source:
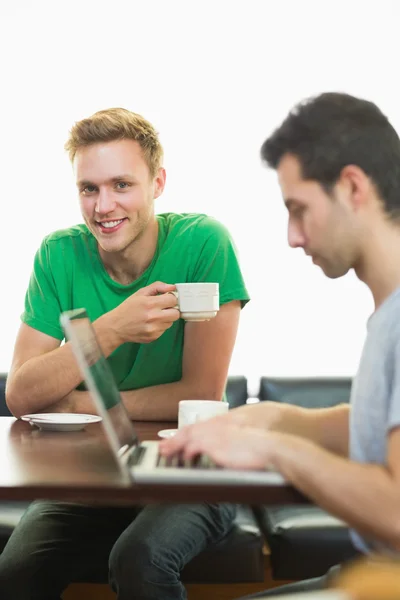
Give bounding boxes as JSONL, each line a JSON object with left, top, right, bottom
{"left": 350, "top": 285, "right": 400, "bottom": 553}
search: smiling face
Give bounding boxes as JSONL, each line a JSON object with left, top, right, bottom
{"left": 75, "top": 139, "right": 166, "bottom": 255}
{"left": 277, "top": 154, "right": 363, "bottom": 279}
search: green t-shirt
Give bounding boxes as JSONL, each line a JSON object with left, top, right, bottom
{"left": 22, "top": 213, "right": 250, "bottom": 391}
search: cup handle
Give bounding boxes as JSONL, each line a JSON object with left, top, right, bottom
{"left": 168, "top": 290, "right": 179, "bottom": 309}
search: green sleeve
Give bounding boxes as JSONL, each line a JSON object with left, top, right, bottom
{"left": 21, "top": 238, "right": 64, "bottom": 340}
{"left": 189, "top": 217, "right": 250, "bottom": 307}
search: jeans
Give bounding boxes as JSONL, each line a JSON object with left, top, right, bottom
{"left": 0, "top": 500, "right": 236, "bottom": 600}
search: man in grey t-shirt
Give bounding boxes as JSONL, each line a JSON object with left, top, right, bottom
{"left": 350, "top": 287, "right": 400, "bottom": 555}
{"left": 161, "top": 92, "right": 400, "bottom": 595}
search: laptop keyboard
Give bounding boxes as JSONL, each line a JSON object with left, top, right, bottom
{"left": 156, "top": 453, "right": 219, "bottom": 469}
{"left": 128, "top": 444, "right": 219, "bottom": 469}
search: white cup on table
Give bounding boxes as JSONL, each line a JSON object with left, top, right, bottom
{"left": 178, "top": 400, "right": 228, "bottom": 429}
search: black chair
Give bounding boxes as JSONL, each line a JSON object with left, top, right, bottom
{"left": 226, "top": 374, "right": 248, "bottom": 409}
{"left": 255, "top": 377, "right": 357, "bottom": 580}
{"left": 0, "top": 374, "right": 11, "bottom": 416}
{"left": 259, "top": 377, "right": 352, "bottom": 409}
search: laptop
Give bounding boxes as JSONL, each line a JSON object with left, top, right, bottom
{"left": 60, "top": 308, "right": 286, "bottom": 486}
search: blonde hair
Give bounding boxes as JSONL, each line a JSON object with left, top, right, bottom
{"left": 64, "top": 108, "right": 163, "bottom": 177}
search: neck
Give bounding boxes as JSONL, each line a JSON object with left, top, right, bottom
{"left": 355, "top": 220, "right": 400, "bottom": 310}
{"left": 99, "top": 218, "right": 159, "bottom": 285}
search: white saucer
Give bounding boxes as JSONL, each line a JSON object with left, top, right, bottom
{"left": 20, "top": 413, "right": 102, "bottom": 432}
{"left": 157, "top": 429, "right": 178, "bottom": 439}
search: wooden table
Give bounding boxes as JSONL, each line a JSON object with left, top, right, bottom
{"left": 0, "top": 417, "right": 308, "bottom": 505}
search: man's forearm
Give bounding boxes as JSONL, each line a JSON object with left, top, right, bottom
{"left": 7, "top": 315, "right": 121, "bottom": 417}
{"left": 272, "top": 403, "right": 350, "bottom": 456}
{"left": 234, "top": 402, "right": 350, "bottom": 456}
{"left": 121, "top": 379, "right": 208, "bottom": 421}
{"left": 57, "top": 379, "right": 216, "bottom": 421}
{"left": 271, "top": 434, "right": 400, "bottom": 549}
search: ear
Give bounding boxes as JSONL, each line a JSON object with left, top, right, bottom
{"left": 153, "top": 168, "right": 166, "bottom": 199}
{"left": 338, "top": 165, "right": 371, "bottom": 211}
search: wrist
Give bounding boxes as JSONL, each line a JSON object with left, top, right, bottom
{"left": 93, "top": 312, "right": 124, "bottom": 356}
{"left": 263, "top": 431, "right": 290, "bottom": 472}
{"left": 270, "top": 402, "right": 302, "bottom": 432}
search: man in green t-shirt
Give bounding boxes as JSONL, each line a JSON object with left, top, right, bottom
{"left": 0, "top": 108, "right": 249, "bottom": 599}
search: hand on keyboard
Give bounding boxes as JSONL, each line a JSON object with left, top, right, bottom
{"left": 159, "top": 421, "right": 287, "bottom": 471}
{"left": 157, "top": 453, "right": 219, "bottom": 469}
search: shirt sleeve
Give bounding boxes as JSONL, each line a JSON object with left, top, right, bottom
{"left": 188, "top": 216, "right": 250, "bottom": 307}
{"left": 21, "top": 238, "right": 64, "bottom": 340}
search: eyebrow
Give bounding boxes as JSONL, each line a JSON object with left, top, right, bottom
{"left": 76, "top": 174, "right": 135, "bottom": 188}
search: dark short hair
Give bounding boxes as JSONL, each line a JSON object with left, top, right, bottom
{"left": 261, "top": 92, "right": 400, "bottom": 219}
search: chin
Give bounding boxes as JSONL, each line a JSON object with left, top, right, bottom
{"left": 321, "top": 264, "right": 351, "bottom": 279}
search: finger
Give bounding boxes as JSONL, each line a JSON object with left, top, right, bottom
{"left": 154, "top": 293, "right": 180, "bottom": 310}
{"left": 182, "top": 436, "right": 211, "bottom": 461}
{"left": 180, "top": 423, "right": 237, "bottom": 460}
{"left": 142, "top": 282, "right": 177, "bottom": 296}
{"left": 159, "top": 428, "right": 191, "bottom": 456}
{"left": 159, "top": 308, "right": 181, "bottom": 323}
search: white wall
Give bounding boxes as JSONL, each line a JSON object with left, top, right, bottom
{"left": 2, "top": 0, "right": 397, "bottom": 387}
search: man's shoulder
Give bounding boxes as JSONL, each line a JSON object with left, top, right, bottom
{"left": 158, "top": 212, "right": 229, "bottom": 240}
{"left": 44, "top": 224, "right": 91, "bottom": 245}
{"left": 368, "top": 286, "right": 400, "bottom": 345}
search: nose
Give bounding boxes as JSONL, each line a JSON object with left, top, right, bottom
{"left": 287, "top": 221, "right": 305, "bottom": 249}
{"left": 95, "top": 188, "right": 117, "bottom": 215}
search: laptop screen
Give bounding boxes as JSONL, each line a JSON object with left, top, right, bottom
{"left": 60, "top": 308, "right": 139, "bottom": 459}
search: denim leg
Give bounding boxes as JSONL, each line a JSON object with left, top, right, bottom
{"left": 109, "top": 503, "right": 236, "bottom": 600}
{"left": 0, "top": 500, "right": 138, "bottom": 600}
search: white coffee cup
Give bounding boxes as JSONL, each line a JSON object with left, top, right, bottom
{"left": 171, "top": 282, "right": 219, "bottom": 322}
{"left": 178, "top": 400, "right": 229, "bottom": 428}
